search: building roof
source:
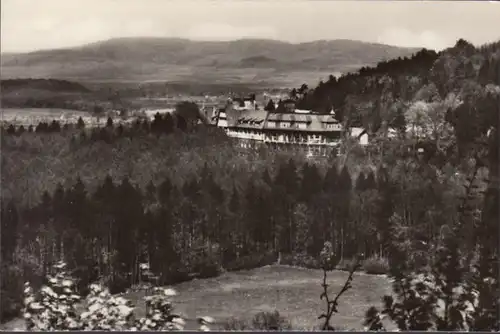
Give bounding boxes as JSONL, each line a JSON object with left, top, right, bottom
{"left": 225, "top": 107, "right": 268, "bottom": 129}
{"left": 264, "top": 113, "right": 339, "bottom": 132}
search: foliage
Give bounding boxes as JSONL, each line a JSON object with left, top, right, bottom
{"left": 223, "top": 311, "right": 291, "bottom": 331}
{"left": 80, "top": 284, "right": 135, "bottom": 330}
{"left": 23, "top": 262, "right": 81, "bottom": 331}
{"left": 225, "top": 252, "right": 278, "bottom": 272}
{"left": 335, "top": 258, "right": 360, "bottom": 272}
{"left": 251, "top": 311, "right": 292, "bottom": 330}
{"left": 0, "top": 263, "right": 26, "bottom": 323}
{"left": 21, "top": 262, "right": 203, "bottom": 331}
{"left": 223, "top": 317, "right": 249, "bottom": 330}
{"left": 134, "top": 287, "right": 185, "bottom": 331}
{"left": 362, "top": 256, "right": 390, "bottom": 275}
{"left": 280, "top": 252, "right": 320, "bottom": 269}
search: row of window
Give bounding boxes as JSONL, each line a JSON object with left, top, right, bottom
{"left": 227, "top": 129, "right": 343, "bottom": 145}
{"left": 266, "top": 121, "right": 341, "bottom": 130}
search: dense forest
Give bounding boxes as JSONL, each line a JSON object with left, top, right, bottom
{"left": 1, "top": 38, "right": 499, "bottom": 330}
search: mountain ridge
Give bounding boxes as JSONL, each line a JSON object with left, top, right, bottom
{"left": 1, "top": 37, "right": 422, "bottom": 87}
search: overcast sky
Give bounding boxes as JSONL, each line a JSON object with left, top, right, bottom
{"left": 2, "top": 0, "right": 499, "bottom": 53}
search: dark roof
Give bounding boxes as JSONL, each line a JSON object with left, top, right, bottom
{"left": 221, "top": 106, "right": 342, "bottom": 132}
{"left": 225, "top": 107, "right": 268, "bottom": 129}
{"left": 264, "top": 113, "right": 340, "bottom": 132}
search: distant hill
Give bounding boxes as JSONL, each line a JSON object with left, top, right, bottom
{"left": 0, "top": 38, "right": 420, "bottom": 87}
{"left": 1, "top": 78, "right": 90, "bottom": 93}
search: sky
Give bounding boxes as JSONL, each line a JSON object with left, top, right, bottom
{"left": 1, "top": 0, "right": 500, "bottom": 53}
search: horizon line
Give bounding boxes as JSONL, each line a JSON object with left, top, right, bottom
{"left": 1, "top": 36, "right": 430, "bottom": 55}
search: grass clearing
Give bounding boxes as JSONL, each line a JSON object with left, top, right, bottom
{"left": 125, "top": 265, "right": 392, "bottom": 330}
{"left": 0, "top": 265, "right": 393, "bottom": 331}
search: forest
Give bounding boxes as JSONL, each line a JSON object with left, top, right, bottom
{"left": 1, "top": 38, "right": 499, "bottom": 330}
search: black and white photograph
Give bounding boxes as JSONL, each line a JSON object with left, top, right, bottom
{"left": 0, "top": 0, "right": 499, "bottom": 331}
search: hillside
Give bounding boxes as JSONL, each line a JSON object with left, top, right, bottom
{"left": 1, "top": 78, "right": 90, "bottom": 94}
{"left": 0, "top": 38, "right": 419, "bottom": 87}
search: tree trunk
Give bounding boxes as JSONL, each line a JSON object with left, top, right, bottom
{"left": 340, "top": 226, "right": 344, "bottom": 261}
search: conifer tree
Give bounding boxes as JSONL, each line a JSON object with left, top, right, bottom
{"left": 106, "top": 117, "right": 114, "bottom": 128}
{"left": 264, "top": 99, "right": 276, "bottom": 111}
{"left": 0, "top": 200, "right": 19, "bottom": 263}
{"left": 355, "top": 173, "right": 367, "bottom": 192}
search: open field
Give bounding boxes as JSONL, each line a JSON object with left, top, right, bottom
{"left": 0, "top": 265, "right": 392, "bottom": 331}
{"left": 1, "top": 108, "right": 92, "bottom": 125}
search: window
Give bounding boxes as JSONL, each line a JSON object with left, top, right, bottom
{"left": 298, "top": 123, "right": 307, "bottom": 129}
{"left": 268, "top": 121, "right": 275, "bottom": 127}
{"left": 281, "top": 122, "right": 289, "bottom": 128}
{"left": 327, "top": 123, "right": 339, "bottom": 130}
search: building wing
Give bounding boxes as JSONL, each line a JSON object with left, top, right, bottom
{"left": 264, "top": 113, "right": 341, "bottom": 132}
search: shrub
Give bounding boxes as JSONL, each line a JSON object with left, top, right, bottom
{"left": 362, "top": 256, "right": 390, "bottom": 275}
{"left": 251, "top": 310, "right": 292, "bottom": 330}
{"left": 193, "top": 255, "right": 223, "bottom": 280}
{"left": 364, "top": 228, "right": 480, "bottom": 331}
{"left": 223, "top": 317, "right": 249, "bottom": 330}
{"left": 0, "top": 264, "right": 25, "bottom": 323}
{"left": 23, "top": 262, "right": 81, "bottom": 331}
{"left": 335, "top": 258, "right": 360, "bottom": 272}
{"left": 21, "top": 261, "right": 221, "bottom": 331}
{"left": 222, "top": 311, "right": 291, "bottom": 331}
{"left": 280, "top": 252, "right": 320, "bottom": 269}
{"left": 182, "top": 240, "right": 223, "bottom": 280}
{"left": 80, "top": 284, "right": 135, "bottom": 330}
{"left": 225, "top": 251, "right": 277, "bottom": 272}
{"left": 134, "top": 287, "right": 184, "bottom": 331}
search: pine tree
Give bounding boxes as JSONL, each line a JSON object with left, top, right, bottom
{"left": 261, "top": 168, "right": 273, "bottom": 187}
{"left": 106, "top": 117, "right": 114, "bottom": 128}
{"left": 226, "top": 185, "right": 242, "bottom": 260}
{"left": 77, "top": 117, "right": 85, "bottom": 129}
{"left": 117, "top": 123, "right": 124, "bottom": 136}
{"left": 49, "top": 120, "right": 61, "bottom": 132}
{"left": 365, "top": 170, "right": 377, "bottom": 190}
{"left": 264, "top": 99, "right": 276, "bottom": 111}
{"left": 393, "top": 106, "right": 407, "bottom": 137}
{"left": 6, "top": 124, "right": 15, "bottom": 135}
{"left": 323, "top": 165, "right": 338, "bottom": 193}
{"left": 163, "top": 113, "right": 175, "bottom": 134}
{"left": 152, "top": 112, "right": 162, "bottom": 133}
{"left": 478, "top": 58, "right": 491, "bottom": 86}
{"left": 355, "top": 173, "right": 367, "bottom": 192}
{"left": 0, "top": 200, "right": 19, "bottom": 263}
{"left": 300, "top": 162, "right": 323, "bottom": 203}
{"left": 145, "top": 181, "right": 157, "bottom": 209}
{"left": 336, "top": 166, "right": 352, "bottom": 259}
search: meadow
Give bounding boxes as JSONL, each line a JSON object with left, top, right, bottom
{"left": 1, "top": 108, "right": 91, "bottom": 125}
{"left": 1, "top": 265, "right": 392, "bottom": 331}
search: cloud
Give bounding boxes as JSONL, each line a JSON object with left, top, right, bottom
{"left": 377, "top": 28, "right": 449, "bottom": 51}
{"left": 186, "top": 23, "right": 278, "bottom": 41}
